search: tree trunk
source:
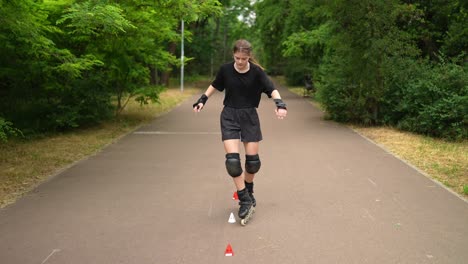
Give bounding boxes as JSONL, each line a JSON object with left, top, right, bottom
{"left": 149, "top": 65, "right": 158, "bottom": 85}
{"left": 161, "top": 42, "right": 177, "bottom": 87}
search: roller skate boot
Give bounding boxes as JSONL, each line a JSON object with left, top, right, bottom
{"left": 245, "top": 181, "right": 256, "bottom": 207}
{"left": 237, "top": 188, "right": 255, "bottom": 226}
{"left": 249, "top": 192, "right": 256, "bottom": 207}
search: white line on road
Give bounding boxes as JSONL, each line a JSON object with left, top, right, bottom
{"left": 41, "top": 249, "right": 61, "bottom": 264}
{"left": 367, "top": 178, "right": 377, "bottom": 187}
{"left": 134, "top": 131, "right": 220, "bottom": 135}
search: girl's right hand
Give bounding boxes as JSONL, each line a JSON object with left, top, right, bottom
{"left": 193, "top": 103, "right": 204, "bottom": 112}
{"left": 193, "top": 94, "right": 208, "bottom": 112}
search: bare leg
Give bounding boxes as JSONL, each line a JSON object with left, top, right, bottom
{"left": 225, "top": 140, "right": 257, "bottom": 220}
{"left": 223, "top": 139, "right": 245, "bottom": 191}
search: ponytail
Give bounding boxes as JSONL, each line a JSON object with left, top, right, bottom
{"left": 249, "top": 57, "right": 264, "bottom": 71}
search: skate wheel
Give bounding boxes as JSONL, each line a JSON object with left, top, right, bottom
{"left": 240, "top": 207, "right": 254, "bottom": 226}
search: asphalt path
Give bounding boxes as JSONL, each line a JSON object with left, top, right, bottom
{"left": 1, "top": 84, "right": 467, "bottom": 263}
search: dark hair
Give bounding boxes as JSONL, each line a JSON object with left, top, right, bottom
{"left": 233, "top": 39, "right": 264, "bottom": 70}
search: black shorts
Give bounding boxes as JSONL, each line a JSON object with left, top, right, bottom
{"left": 220, "top": 106, "right": 262, "bottom": 142}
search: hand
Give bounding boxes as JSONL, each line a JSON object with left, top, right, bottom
{"left": 193, "top": 94, "right": 208, "bottom": 113}
{"left": 193, "top": 103, "right": 204, "bottom": 113}
{"left": 275, "top": 108, "right": 287, "bottom": 119}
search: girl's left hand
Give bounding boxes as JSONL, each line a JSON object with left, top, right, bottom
{"left": 275, "top": 108, "right": 287, "bottom": 119}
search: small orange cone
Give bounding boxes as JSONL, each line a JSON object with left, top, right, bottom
{"left": 224, "top": 244, "right": 234, "bottom": 256}
{"left": 232, "top": 191, "right": 239, "bottom": 200}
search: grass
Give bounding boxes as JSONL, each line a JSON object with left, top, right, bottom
{"left": 286, "top": 83, "right": 468, "bottom": 199}
{"left": 0, "top": 83, "right": 203, "bottom": 208}
{"left": 352, "top": 126, "right": 467, "bottom": 197}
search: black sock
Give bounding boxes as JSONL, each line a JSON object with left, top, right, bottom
{"left": 245, "top": 181, "right": 254, "bottom": 194}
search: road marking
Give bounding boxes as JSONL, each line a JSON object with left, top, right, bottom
{"left": 134, "top": 131, "right": 220, "bottom": 135}
{"left": 41, "top": 249, "right": 61, "bottom": 264}
{"left": 367, "top": 178, "right": 377, "bottom": 187}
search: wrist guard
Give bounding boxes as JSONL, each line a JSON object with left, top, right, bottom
{"left": 193, "top": 94, "right": 208, "bottom": 109}
{"left": 274, "top": 99, "right": 287, "bottom": 110}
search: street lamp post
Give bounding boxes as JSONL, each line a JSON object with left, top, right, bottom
{"left": 180, "top": 20, "right": 184, "bottom": 93}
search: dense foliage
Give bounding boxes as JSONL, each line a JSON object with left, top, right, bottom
{"left": 184, "top": 0, "right": 258, "bottom": 77}
{"left": 0, "top": 0, "right": 222, "bottom": 137}
{"left": 256, "top": 0, "right": 467, "bottom": 140}
{"left": 1, "top": 0, "right": 466, "bottom": 140}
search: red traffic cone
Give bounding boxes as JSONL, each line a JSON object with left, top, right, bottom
{"left": 232, "top": 191, "right": 239, "bottom": 200}
{"left": 224, "top": 244, "right": 234, "bottom": 256}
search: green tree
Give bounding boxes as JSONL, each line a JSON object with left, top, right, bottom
{"left": 0, "top": 0, "right": 223, "bottom": 136}
{"left": 256, "top": 0, "right": 466, "bottom": 139}
{"left": 254, "top": 0, "right": 290, "bottom": 74}
{"left": 185, "top": 0, "right": 255, "bottom": 77}
{"left": 399, "top": 0, "right": 467, "bottom": 59}
{"left": 0, "top": 0, "right": 102, "bottom": 133}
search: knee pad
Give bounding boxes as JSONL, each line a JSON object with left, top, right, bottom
{"left": 225, "top": 153, "right": 243, "bottom": 177}
{"left": 245, "top": 154, "right": 261, "bottom": 174}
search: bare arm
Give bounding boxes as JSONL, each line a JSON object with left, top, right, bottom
{"left": 204, "top": 85, "right": 218, "bottom": 98}
{"left": 271, "top": 89, "right": 281, "bottom": 100}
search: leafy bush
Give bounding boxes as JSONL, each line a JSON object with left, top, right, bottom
{"left": 0, "top": 117, "right": 22, "bottom": 142}
{"left": 316, "top": 53, "right": 352, "bottom": 122}
{"left": 393, "top": 59, "right": 467, "bottom": 140}
{"left": 0, "top": 0, "right": 222, "bottom": 136}
{"left": 284, "top": 59, "right": 310, "bottom": 86}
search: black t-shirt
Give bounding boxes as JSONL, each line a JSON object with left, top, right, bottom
{"left": 211, "top": 62, "right": 276, "bottom": 108}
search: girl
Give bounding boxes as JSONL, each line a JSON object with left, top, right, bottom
{"left": 193, "top": 39, "right": 287, "bottom": 225}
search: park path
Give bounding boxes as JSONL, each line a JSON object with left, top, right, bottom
{"left": 0, "top": 84, "right": 467, "bottom": 263}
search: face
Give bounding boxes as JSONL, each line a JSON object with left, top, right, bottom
{"left": 233, "top": 52, "right": 250, "bottom": 71}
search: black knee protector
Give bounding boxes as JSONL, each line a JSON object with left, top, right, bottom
{"left": 245, "top": 154, "right": 261, "bottom": 174}
{"left": 225, "top": 153, "right": 243, "bottom": 177}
